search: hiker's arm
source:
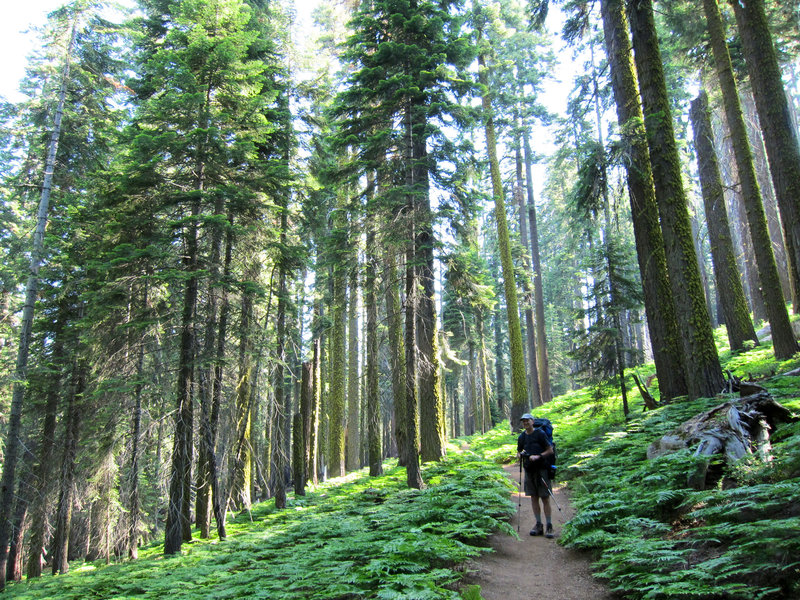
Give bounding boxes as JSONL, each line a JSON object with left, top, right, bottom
{"left": 529, "top": 445, "right": 553, "bottom": 461}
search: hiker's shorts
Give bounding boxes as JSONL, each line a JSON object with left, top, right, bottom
{"left": 524, "top": 468, "right": 551, "bottom": 498}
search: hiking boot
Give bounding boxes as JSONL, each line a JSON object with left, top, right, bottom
{"left": 545, "top": 524, "right": 554, "bottom": 539}
{"left": 530, "top": 523, "right": 544, "bottom": 536}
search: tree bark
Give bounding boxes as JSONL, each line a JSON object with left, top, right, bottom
{"left": 274, "top": 247, "right": 288, "bottom": 510}
{"left": 514, "top": 142, "right": 542, "bottom": 407}
{"left": 600, "top": 0, "right": 688, "bottom": 401}
{"left": 729, "top": 0, "right": 800, "bottom": 319}
{"left": 0, "top": 20, "right": 75, "bottom": 588}
{"left": 742, "top": 90, "right": 795, "bottom": 306}
{"left": 493, "top": 312, "right": 507, "bottom": 419}
{"left": 230, "top": 283, "right": 254, "bottom": 510}
{"left": 329, "top": 213, "right": 348, "bottom": 478}
{"left": 300, "top": 361, "right": 313, "bottom": 492}
{"left": 164, "top": 196, "right": 199, "bottom": 553}
{"left": 415, "top": 134, "right": 446, "bottom": 463}
{"left": 521, "top": 128, "right": 552, "bottom": 404}
{"left": 690, "top": 89, "right": 760, "bottom": 351}
{"left": 365, "top": 203, "right": 383, "bottom": 476}
{"left": 478, "top": 45, "right": 529, "bottom": 424}
{"left": 346, "top": 263, "right": 361, "bottom": 471}
{"left": 702, "top": 0, "right": 796, "bottom": 358}
{"left": 628, "top": 0, "right": 724, "bottom": 399}
{"left": 26, "top": 305, "right": 67, "bottom": 577}
{"left": 51, "top": 359, "right": 85, "bottom": 574}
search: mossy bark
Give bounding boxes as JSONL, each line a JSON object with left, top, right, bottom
{"left": 514, "top": 143, "right": 542, "bottom": 407}
{"left": 479, "top": 50, "right": 529, "bottom": 423}
{"left": 600, "top": 0, "right": 688, "bottom": 401}
{"left": 385, "top": 247, "right": 407, "bottom": 465}
{"left": 690, "top": 89, "right": 760, "bottom": 351}
{"left": 729, "top": 0, "right": 800, "bottom": 322}
{"left": 521, "top": 128, "right": 553, "bottom": 404}
{"left": 628, "top": 0, "right": 724, "bottom": 399}
{"left": 346, "top": 264, "right": 361, "bottom": 472}
{"left": 365, "top": 217, "right": 383, "bottom": 476}
{"left": 329, "top": 240, "right": 347, "bottom": 479}
{"left": 703, "top": 0, "right": 796, "bottom": 358}
{"left": 415, "top": 136, "right": 446, "bottom": 463}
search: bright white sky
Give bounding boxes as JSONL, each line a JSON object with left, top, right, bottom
{"left": 0, "top": 1, "right": 65, "bottom": 102}
{"left": 0, "top": 0, "right": 321, "bottom": 103}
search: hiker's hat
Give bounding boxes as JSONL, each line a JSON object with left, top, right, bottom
{"left": 520, "top": 413, "right": 534, "bottom": 420}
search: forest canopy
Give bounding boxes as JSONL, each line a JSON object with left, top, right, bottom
{"left": 0, "top": 0, "right": 798, "bottom": 590}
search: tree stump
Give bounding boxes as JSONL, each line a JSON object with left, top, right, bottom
{"left": 646, "top": 387, "right": 796, "bottom": 489}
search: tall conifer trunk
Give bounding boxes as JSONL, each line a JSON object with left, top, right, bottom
{"left": 404, "top": 102, "right": 424, "bottom": 489}
{"left": 329, "top": 212, "right": 348, "bottom": 478}
{"left": 273, "top": 199, "right": 289, "bottom": 509}
{"left": 521, "top": 128, "right": 552, "bottom": 404}
{"left": 478, "top": 40, "right": 529, "bottom": 424}
{"left": 690, "top": 89, "right": 760, "bottom": 351}
{"left": 702, "top": 0, "right": 796, "bottom": 358}
{"left": 627, "top": 0, "right": 724, "bottom": 399}
{"left": 600, "top": 0, "right": 688, "bottom": 401}
{"left": 365, "top": 175, "right": 383, "bottom": 476}
{"left": 51, "top": 358, "right": 86, "bottom": 574}
{"left": 385, "top": 248, "right": 408, "bottom": 465}
{"left": 26, "top": 305, "right": 67, "bottom": 577}
{"left": 514, "top": 142, "right": 541, "bottom": 407}
{"left": 0, "top": 19, "right": 75, "bottom": 587}
{"left": 729, "top": 0, "right": 800, "bottom": 316}
{"left": 346, "top": 264, "right": 360, "bottom": 471}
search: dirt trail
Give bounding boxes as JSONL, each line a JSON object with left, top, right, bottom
{"left": 463, "top": 464, "right": 615, "bottom": 600}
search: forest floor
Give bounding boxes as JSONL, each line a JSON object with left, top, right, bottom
{"left": 462, "top": 464, "right": 617, "bottom": 600}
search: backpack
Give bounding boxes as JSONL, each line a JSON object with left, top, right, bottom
{"left": 533, "top": 417, "right": 557, "bottom": 480}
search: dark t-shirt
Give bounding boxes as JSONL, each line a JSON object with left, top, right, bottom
{"left": 517, "top": 429, "right": 551, "bottom": 471}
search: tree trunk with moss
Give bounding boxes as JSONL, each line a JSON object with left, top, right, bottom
{"left": 690, "top": 89, "right": 760, "bottom": 351}
{"left": 403, "top": 100, "right": 424, "bottom": 490}
{"left": 346, "top": 263, "right": 360, "bottom": 471}
{"left": 514, "top": 144, "right": 541, "bottom": 407}
{"left": 521, "top": 128, "right": 552, "bottom": 404}
{"left": 365, "top": 208, "right": 383, "bottom": 476}
{"left": 478, "top": 48, "right": 528, "bottom": 425}
{"left": 230, "top": 280, "right": 255, "bottom": 511}
{"left": 729, "top": 0, "right": 800, "bottom": 318}
{"left": 628, "top": 0, "right": 724, "bottom": 399}
{"left": 702, "top": 0, "right": 796, "bottom": 358}
{"left": 329, "top": 235, "right": 347, "bottom": 479}
{"left": 600, "top": 0, "right": 688, "bottom": 401}
{"left": 385, "top": 247, "right": 407, "bottom": 466}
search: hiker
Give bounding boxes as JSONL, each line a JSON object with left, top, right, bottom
{"left": 517, "top": 413, "right": 555, "bottom": 538}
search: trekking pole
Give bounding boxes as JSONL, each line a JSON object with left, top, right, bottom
{"left": 517, "top": 457, "right": 523, "bottom": 533}
{"left": 541, "top": 475, "right": 563, "bottom": 515}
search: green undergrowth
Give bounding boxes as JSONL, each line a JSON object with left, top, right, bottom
{"left": 552, "top": 342, "right": 800, "bottom": 599}
{"left": 9, "top": 332, "right": 800, "bottom": 600}
{"left": 460, "top": 336, "right": 800, "bottom": 599}
{"left": 6, "top": 455, "right": 516, "bottom": 600}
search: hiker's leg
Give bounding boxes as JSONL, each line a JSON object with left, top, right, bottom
{"left": 541, "top": 495, "right": 552, "bottom": 522}
{"left": 530, "top": 497, "right": 542, "bottom": 522}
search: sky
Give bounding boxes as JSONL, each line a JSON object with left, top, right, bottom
{"left": 0, "top": 1, "right": 64, "bottom": 102}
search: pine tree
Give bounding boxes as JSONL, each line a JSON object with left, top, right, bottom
{"left": 627, "top": 0, "right": 724, "bottom": 399}
{"left": 599, "top": 0, "right": 688, "bottom": 402}
{"left": 701, "top": 0, "right": 793, "bottom": 357}
{"left": 473, "top": 3, "right": 529, "bottom": 425}
{"left": 728, "top": 0, "right": 800, "bottom": 326}
{"left": 689, "top": 89, "right": 759, "bottom": 352}
{"left": 333, "top": 0, "right": 472, "bottom": 473}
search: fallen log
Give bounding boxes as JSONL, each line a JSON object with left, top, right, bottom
{"left": 647, "top": 387, "right": 796, "bottom": 489}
